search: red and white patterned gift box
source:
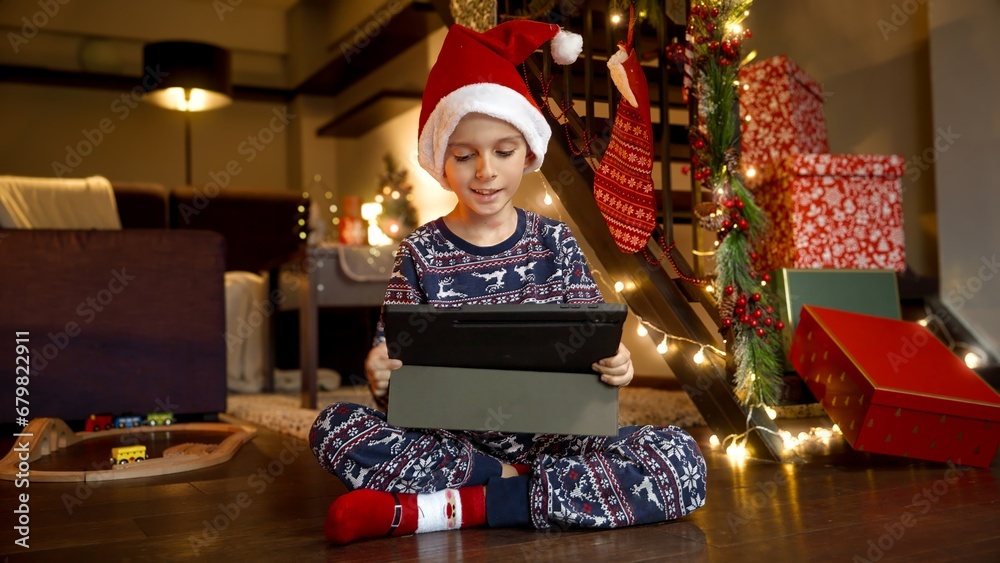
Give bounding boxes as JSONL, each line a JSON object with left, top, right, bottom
{"left": 739, "top": 55, "right": 829, "bottom": 183}
{"left": 754, "top": 154, "right": 906, "bottom": 273}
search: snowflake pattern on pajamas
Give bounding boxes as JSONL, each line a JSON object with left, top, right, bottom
{"left": 311, "top": 403, "right": 707, "bottom": 529}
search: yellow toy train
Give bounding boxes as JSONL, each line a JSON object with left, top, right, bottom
{"left": 110, "top": 445, "right": 147, "bottom": 465}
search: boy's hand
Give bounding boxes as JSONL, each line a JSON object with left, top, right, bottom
{"left": 593, "top": 342, "right": 633, "bottom": 387}
{"left": 366, "top": 342, "right": 403, "bottom": 398}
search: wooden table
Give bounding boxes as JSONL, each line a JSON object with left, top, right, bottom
{"left": 285, "top": 244, "right": 393, "bottom": 408}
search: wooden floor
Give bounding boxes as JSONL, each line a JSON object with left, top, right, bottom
{"left": 1, "top": 416, "right": 998, "bottom": 562}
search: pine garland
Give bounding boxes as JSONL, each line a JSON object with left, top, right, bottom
{"left": 687, "top": 0, "right": 782, "bottom": 407}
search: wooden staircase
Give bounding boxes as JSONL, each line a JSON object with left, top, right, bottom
{"left": 429, "top": 0, "right": 785, "bottom": 460}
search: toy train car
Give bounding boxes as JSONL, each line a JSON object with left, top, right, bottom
{"left": 114, "top": 415, "right": 144, "bottom": 429}
{"left": 145, "top": 412, "right": 175, "bottom": 426}
{"left": 110, "top": 445, "right": 146, "bottom": 464}
{"left": 86, "top": 414, "right": 114, "bottom": 432}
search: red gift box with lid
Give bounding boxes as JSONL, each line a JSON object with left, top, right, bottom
{"left": 755, "top": 153, "right": 906, "bottom": 273}
{"left": 739, "top": 55, "right": 829, "bottom": 181}
{"left": 790, "top": 305, "right": 1000, "bottom": 467}
{"left": 739, "top": 55, "right": 906, "bottom": 273}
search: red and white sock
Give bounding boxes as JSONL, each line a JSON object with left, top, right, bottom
{"left": 325, "top": 487, "right": 486, "bottom": 544}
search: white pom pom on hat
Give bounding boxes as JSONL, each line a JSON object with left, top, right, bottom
{"left": 418, "top": 21, "right": 583, "bottom": 188}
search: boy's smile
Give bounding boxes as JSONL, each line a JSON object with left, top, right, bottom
{"left": 442, "top": 113, "right": 534, "bottom": 241}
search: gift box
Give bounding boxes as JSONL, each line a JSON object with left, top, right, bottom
{"left": 790, "top": 305, "right": 1000, "bottom": 467}
{"left": 755, "top": 153, "right": 906, "bottom": 273}
{"left": 775, "top": 268, "right": 901, "bottom": 373}
{"left": 739, "top": 55, "right": 829, "bottom": 181}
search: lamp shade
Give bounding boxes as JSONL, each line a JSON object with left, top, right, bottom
{"left": 143, "top": 41, "right": 232, "bottom": 112}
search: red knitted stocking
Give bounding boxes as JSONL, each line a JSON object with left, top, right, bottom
{"left": 594, "top": 9, "right": 656, "bottom": 253}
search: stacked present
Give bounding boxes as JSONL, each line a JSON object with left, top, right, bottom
{"left": 739, "top": 55, "right": 906, "bottom": 273}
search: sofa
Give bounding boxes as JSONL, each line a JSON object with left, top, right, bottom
{"left": 0, "top": 181, "right": 305, "bottom": 425}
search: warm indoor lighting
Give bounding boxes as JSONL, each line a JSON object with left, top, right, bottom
{"left": 656, "top": 337, "right": 669, "bottom": 355}
{"left": 543, "top": 192, "right": 553, "bottom": 205}
{"left": 917, "top": 318, "right": 929, "bottom": 326}
{"left": 142, "top": 42, "right": 232, "bottom": 112}
{"left": 360, "top": 202, "right": 383, "bottom": 222}
{"left": 636, "top": 323, "right": 648, "bottom": 337}
{"left": 709, "top": 435, "right": 720, "bottom": 447}
{"left": 143, "top": 41, "right": 232, "bottom": 185}
{"left": 693, "top": 348, "right": 706, "bottom": 364}
{"left": 705, "top": 284, "right": 715, "bottom": 293}
{"left": 964, "top": 351, "right": 984, "bottom": 369}
{"left": 765, "top": 406, "right": 777, "bottom": 420}
{"left": 614, "top": 281, "right": 625, "bottom": 292}
{"left": 610, "top": 13, "right": 622, "bottom": 25}
{"left": 746, "top": 167, "right": 757, "bottom": 178}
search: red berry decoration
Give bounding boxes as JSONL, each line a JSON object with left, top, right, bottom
{"left": 776, "top": 321, "right": 785, "bottom": 330}
{"left": 753, "top": 309, "right": 763, "bottom": 318}
{"left": 750, "top": 252, "right": 759, "bottom": 260}
{"left": 681, "top": 165, "right": 690, "bottom": 174}
{"left": 721, "top": 219, "right": 732, "bottom": 230}
{"left": 735, "top": 198, "right": 745, "bottom": 209}
{"left": 734, "top": 307, "right": 745, "bottom": 316}
{"left": 736, "top": 296, "right": 747, "bottom": 307}
{"left": 710, "top": 8, "right": 719, "bottom": 17}
{"left": 722, "top": 197, "right": 734, "bottom": 208}
{"left": 693, "top": 139, "right": 706, "bottom": 150}
{"left": 718, "top": 58, "right": 730, "bottom": 67}
{"left": 740, "top": 314, "right": 750, "bottom": 324}
{"left": 724, "top": 285, "right": 734, "bottom": 295}
{"left": 751, "top": 293, "right": 761, "bottom": 302}
{"left": 666, "top": 42, "right": 686, "bottom": 65}
{"left": 708, "top": 41, "right": 720, "bottom": 51}
{"left": 737, "top": 218, "right": 750, "bottom": 231}
{"left": 722, "top": 318, "right": 733, "bottom": 328}
{"left": 749, "top": 319, "right": 758, "bottom": 328}
{"left": 756, "top": 328, "right": 766, "bottom": 337}
{"left": 766, "top": 305, "right": 774, "bottom": 313}
{"left": 706, "top": 23, "right": 716, "bottom": 33}
{"left": 762, "top": 273, "right": 771, "bottom": 283}
{"left": 744, "top": 29, "right": 752, "bottom": 39}
{"left": 763, "top": 318, "right": 773, "bottom": 327}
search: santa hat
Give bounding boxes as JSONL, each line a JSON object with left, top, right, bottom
{"left": 418, "top": 21, "right": 583, "bottom": 187}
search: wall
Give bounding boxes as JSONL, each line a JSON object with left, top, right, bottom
{"left": 743, "top": 0, "right": 938, "bottom": 276}
{"left": 928, "top": 0, "right": 1000, "bottom": 359}
{"left": 0, "top": 0, "right": 298, "bottom": 191}
{"left": 329, "top": 27, "right": 450, "bottom": 225}
{"left": 0, "top": 82, "right": 293, "bottom": 191}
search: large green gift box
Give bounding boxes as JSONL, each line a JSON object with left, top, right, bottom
{"left": 774, "top": 269, "right": 902, "bottom": 372}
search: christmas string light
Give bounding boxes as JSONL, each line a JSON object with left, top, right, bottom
{"left": 633, "top": 316, "right": 727, "bottom": 361}
{"left": 917, "top": 305, "right": 990, "bottom": 369}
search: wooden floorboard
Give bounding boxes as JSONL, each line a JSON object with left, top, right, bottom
{"left": 1, "top": 417, "right": 998, "bottom": 562}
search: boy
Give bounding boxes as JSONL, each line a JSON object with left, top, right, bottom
{"left": 310, "top": 20, "right": 706, "bottom": 544}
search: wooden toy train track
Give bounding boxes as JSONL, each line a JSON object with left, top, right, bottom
{"left": 0, "top": 417, "right": 257, "bottom": 482}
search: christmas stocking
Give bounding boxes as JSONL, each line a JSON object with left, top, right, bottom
{"left": 594, "top": 8, "right": 656, "bottom": 253}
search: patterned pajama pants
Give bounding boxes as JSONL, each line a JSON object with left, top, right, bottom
{"left": 310, "top": 402, "right": 707, "bottom": 529}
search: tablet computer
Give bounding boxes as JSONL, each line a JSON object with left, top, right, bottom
{"left": 382, "top": 303, "right": 626, "bottom": 436}
{"left": 383, "top": 302, "right": 627, "bottom": 372}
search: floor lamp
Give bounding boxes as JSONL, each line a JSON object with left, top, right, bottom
{"left": 142, "top": 41, "right": 232, "bottom": 185}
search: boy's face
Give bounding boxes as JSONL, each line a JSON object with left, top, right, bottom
{"left": 442, "top": 113, "right": 534, "bottom": 220}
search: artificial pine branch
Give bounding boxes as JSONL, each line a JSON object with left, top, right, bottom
{"left": 686, "top": 0, "right": 783, "bottom": 408}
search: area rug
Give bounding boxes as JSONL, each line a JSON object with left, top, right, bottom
{"left": 226, "top": 386, "right": 824, "bottom": 441}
